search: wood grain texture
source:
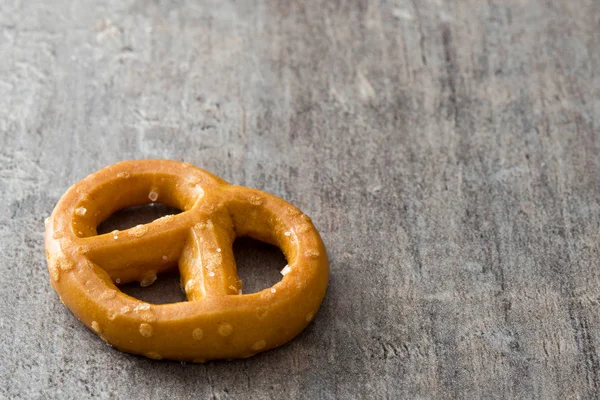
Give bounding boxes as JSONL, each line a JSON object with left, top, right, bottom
{"left": 1, "top": 0, "right": 599, "bottom": 398}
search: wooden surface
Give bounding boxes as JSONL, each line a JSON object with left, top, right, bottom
{"left": 1, "top": 0, "right": 599, "bottom": 398}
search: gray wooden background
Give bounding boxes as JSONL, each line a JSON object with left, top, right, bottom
{"left": 1, "top": 0, "right": 599, "bottom": 398}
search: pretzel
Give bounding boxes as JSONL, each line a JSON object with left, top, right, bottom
{"left": 44, "top": 160, "right": 329, "bottom": 362}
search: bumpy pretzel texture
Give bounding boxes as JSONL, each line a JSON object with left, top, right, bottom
{"left": 44, "top": 160, "right": 329, "bottom": 362}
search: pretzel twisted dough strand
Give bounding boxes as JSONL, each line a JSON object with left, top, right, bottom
{"left": 45, "top": 160, "right": 329, "bottom": 362}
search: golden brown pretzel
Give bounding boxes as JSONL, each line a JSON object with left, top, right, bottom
{"left": 44, "top": 160, "right": 329, "bottom": 362}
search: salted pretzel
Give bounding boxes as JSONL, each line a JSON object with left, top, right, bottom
{"left": 44, "top": 160, "right": 329, "bottom": 362}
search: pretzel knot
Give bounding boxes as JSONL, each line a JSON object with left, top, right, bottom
{"left": 44, "top": 160, "right": 329, "bottom": 362}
